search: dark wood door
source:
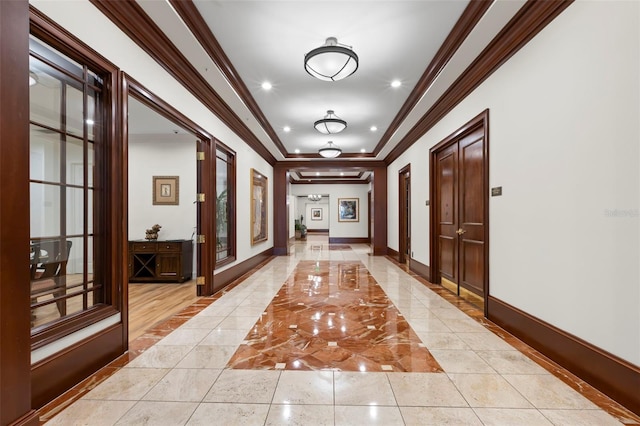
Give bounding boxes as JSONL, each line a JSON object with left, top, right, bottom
{"left": 458, "top": 128, "right": 485, "bottom": 296}
{"left": 399, "top": 165, "right": 411, "bottom": 263}
{"left": 436, "top": 144, "right": 458, "bottom": 284}
{"left": 434, "top": 126, "right": 486, "bottom": 299}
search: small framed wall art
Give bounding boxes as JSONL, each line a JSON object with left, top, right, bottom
{"left": 311, "top": 208, "right": 322, "bottom": 220}
{"left": 338, "top": 198, "right": 359, "bottom": 222}
{"left": 250, "top": 168, "right": 268, "bottom": 245}
{"left": 153, "top": 176, "right": 179, "bottom": 205}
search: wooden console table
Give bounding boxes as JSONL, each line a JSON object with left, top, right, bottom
{"left": 128, "top": 239, "right": 193, "bottom": 283}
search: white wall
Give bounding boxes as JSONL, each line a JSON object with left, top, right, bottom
{"left": 388, "top": 1, "right": 640, "bottom": 365}
{"left": 291, "top": 184, "right": 369, "bottom": 239}
{"left": 293, "top": 197, "right": 329, "bottom": 230}
{"left": 304, "top": 201, "right": 329, "bottom": 230}
{"left": 128, "top": 135, "right": 197, "bottom": 272}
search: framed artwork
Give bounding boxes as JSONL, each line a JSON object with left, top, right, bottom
{"left": 338, "top": 198, "right": 359, "bottom": 222}
{"left": 153, "top": 176, "right": 179, "bottom": 205}
{"left": 250, "top": 168, "right": 268, "bottom": 245}
{"left": 311, "top": 208, "right": 322, "bottom": 221}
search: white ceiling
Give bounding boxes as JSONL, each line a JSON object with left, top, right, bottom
{"left": 131, "top": 0, "right": 526, "bottom": 180}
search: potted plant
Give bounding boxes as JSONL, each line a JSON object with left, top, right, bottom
{"left": 295, "top": 216, "right": 307, "bottom": 240}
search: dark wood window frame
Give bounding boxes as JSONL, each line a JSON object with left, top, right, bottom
{"left": 214, "top": 140, "right": 236, "bottom": 269}
{"left": 29, "top": 7, "right": 121, "bottom": 349}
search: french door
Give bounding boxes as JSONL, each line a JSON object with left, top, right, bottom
{"left": 430, "top": 111, "right": 489, "bottom": 313}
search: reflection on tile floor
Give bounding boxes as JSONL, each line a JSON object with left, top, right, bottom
{"left": 40, "top": 238, "right": 640, "bottom": 425}
{"left": 228, "top": 260, "right": 441, "bottom": 372}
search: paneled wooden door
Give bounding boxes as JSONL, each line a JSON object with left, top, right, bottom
{"left": 431, "top": 114, "right": 488, "bottom": 313}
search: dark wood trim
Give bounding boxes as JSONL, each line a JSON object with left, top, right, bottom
{"left": 306, "top": 229, "right": 329, "bottom": 233}
{"left": 124, "top": 74, "right": 213, "bottom": 141}
{"left": 299, "top": 171, "right": 365, "bottom": 179}
{"left": 168, "top": 0, "right": 287, "bottom": 158}
{"left": 213, "top": 249, "right": 274, "bottom": 292}
{"left": 291, "top": 179, "right": 370, "bottom": 185}
{"left": 0, "top": 1, "right": 37, "bottom": 424}
{"left": 283, "top": 160, "right": 386, "bottom": 170}
{"left": 328, "top": 238, "right": 370, "bottom": 244}
{"left": 374, "top": 0, "right": 492, "bottom": 156}
{"left": 385, "top": 0, "right": 573, "bottom": 164}
{"left": 488, "top": 296, "right": 640, "bottom": 417}
{"left": 273, "top": 164, "right": 289, "bottom": 256}
{"left": 386, "top": 247, "right": 400, "bottom": 262}
{"left": 88, "top": 0, "right": 277, "bottom": 166}
{"left": 30, "top": 307, "right": 119, "bottom": 351}
{"left": 398, "top": 164, "right": 411, "bottom": 264}
{"left": 367, "top": 191, "right": 372, "bottom": 243}
{"left": 371, "top": 166, "right": 388, "bottom": 256}
{"left": 8, "top": 411, "right": 39, "bottom": 426}
{"left": 286, "top": 152, "right": 376, "bottom": 159}
{"left": 409, "top": 257, "right": 431, "bottom": 282}
{"left": 30, "top": 324, "right": 124, "bottom": 408}
{"left": 429, "top": 110, "right": 489, "bottom": 315}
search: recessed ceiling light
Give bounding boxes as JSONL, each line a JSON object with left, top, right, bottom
{"left": 340, "top": 172, "right": 344, "bottom": 176}
{"left": 316, "top": 172, "right": 320, "bottom": 176}
{"left": 283, "top": 126, "right": 291, "bottom": 132}
{"left": 370, "top": 126, "right": 378, "bottom": 132}
{"left": 294, "top": 149, "right": 300, "bottom": 154}
{"left": 261, "top": 81, "right": 272, "bottom": 90}
{"left": 391, "top": 80, "right": 401, "bottom": 88}
{"left": 360, "top": 148, "right": 366, "bottom": 153}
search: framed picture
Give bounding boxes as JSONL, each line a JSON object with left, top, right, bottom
{"left": 250, "top": 168, "right": 268, "bottom": 245}
{"left": 311, "top": 208, "right": 322, "bottom": 221}
{"left": 338, "top": 198, "right": 359, "bottom": 222}
{"left": 153, "top": 176, "right": 179, "bottom": 205}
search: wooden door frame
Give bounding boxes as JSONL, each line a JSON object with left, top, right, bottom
{"left": 123, "top": 74, "right": 215, "bottom": 305}
{"left": 367, "top": 190, "right": 372, "bottom": 244}
{"left": 398, "top": 164, "right": 411, "bottom": 264}
{"left": 429, "top": 109, "right": 490, "bottom": 316}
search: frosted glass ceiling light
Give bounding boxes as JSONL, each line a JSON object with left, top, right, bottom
{"left": 304, "top": 37, "right": 358, "bottom": 82}
{"left": 314, "top": 110, "right": 347, "bottom": 134}
{"left": 318, "top": 141, "right": 342, "bottom": 158}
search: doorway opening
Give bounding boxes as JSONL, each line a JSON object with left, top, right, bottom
{"left": 399, "top": 165, "right": 411, "bottom": 265}
{"left": 124, "top": 76, "right": 214, "bottom": 342}
{"left": 429, "top": 110, "right": 489, "bottom": 315}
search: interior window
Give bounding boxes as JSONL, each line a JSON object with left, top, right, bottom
{"left": 215, "top": 143, "right": 235, "bottom": 266}
{"left": 29, "top": 36, "right": 105, "bottom": 332}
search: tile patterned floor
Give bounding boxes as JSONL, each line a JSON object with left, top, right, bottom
{"left": 40, "top": 236, "right": 640, "bottom": 425}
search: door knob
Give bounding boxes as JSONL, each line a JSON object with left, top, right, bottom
{"left": 455, "top": 228, "right": 466, "bottom": 235}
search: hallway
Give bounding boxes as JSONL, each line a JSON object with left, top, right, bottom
{"left": 41, "top": 236, "right": 637, "bottom": 425}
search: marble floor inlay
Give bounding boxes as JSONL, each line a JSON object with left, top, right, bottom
{"left": 227, "top": 260, "right": 442, "bottom": 372}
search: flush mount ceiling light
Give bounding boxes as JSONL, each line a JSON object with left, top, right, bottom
{"left": 314, "top": 110, "right": 347, "bottom": 134}
{"left": 318, "top": 141, "right": 342, "bottom": 158}
{"left": 304, "top": 37, "right": 358, "bottom": 82}
{"left": 308, "top": 194, "right": 322, "bottom": 202}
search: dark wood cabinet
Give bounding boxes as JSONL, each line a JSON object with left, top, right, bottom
{"left": 128, "top": 240, "right": 193, "bottom": 283}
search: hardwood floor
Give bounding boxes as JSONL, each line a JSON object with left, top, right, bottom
{"left": 128, "top": 280, "right": 199, "bottom": 341}
{"left": 31, "top": 278, "right": 200, "bottom": 341}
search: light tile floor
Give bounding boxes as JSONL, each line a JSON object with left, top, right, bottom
{"left": 44, "top": 236, "right": 638, "bottom": 425}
